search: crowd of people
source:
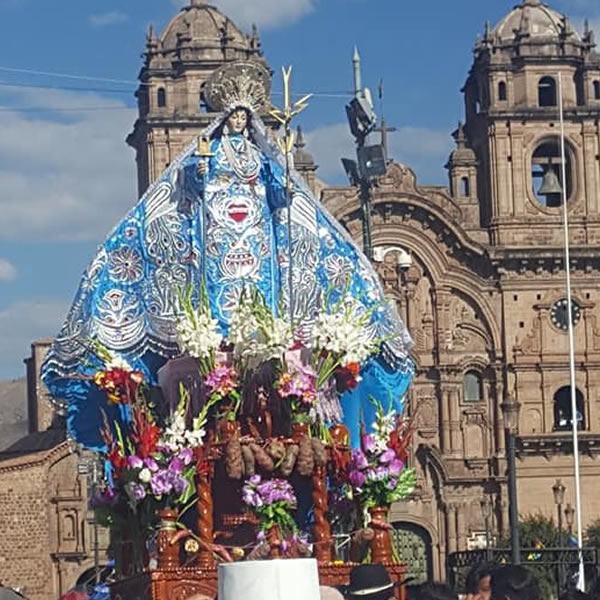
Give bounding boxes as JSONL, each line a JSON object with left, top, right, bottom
{"left": 316, "top": 562, "right": 596, "bottom": 600}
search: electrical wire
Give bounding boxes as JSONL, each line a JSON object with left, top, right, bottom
{"left": 0, "top": 65, "right": 352, "bottom": 98}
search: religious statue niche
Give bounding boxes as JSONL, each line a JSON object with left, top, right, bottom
{"left": 412, "top": 273, "right": 434, "bottom": 353}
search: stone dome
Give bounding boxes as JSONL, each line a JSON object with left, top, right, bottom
{"left": 160, "top": 0, "right": 253, "bottom": 53}
{"left": 490, "top": 0, "right": 579, "bottom": 43}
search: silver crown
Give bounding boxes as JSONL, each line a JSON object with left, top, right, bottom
{"left": 204, "top": 60, "right": 271, "bottom": 114}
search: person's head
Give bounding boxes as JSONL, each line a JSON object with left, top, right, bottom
{"left": 345, "top": 564, "right": 397, "bottom": 600}
{"left": 465, "top": 563, "right": 497, "bottom": 600}
{"left": 491, "top": 566, "right": 540, "bottom": 600}
{"left": 227, "top": 108, "right": 249, "bottom": 134}
{"left": 409, "top": 582, "right": 458, "bottom": 600}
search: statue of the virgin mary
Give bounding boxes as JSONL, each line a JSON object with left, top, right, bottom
{"left": 41, "top": 61, "right": 414, "bottom": 449}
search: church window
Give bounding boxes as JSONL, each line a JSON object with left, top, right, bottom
{"left": 498, "top": 81, "right": 507, "bottom": 101}
{"left": 157, "top": 87, "right": 166, "bottom": 108}
{"left": 538, "top": 76, "right": 557, "bottom": 107}
{"left": 553, "top": 386, "right": 585, "bottom": 431}
{"left": 460, "top": 177, "right": 470, "bottom": 197}
{"left": 531, "top": 137, "right": 573, "bottom": 208}
{"left": 463, "top": 370, "right": 483, "bottom": 403}
{"left": 594, "top": 80, "right": 600, "bottom": 100}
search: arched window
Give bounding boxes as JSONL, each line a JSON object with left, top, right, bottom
{"left": 538, "top": 76, "right": 557, "bottom": 107}
{"left": 463, "top": 370, "right": 483, "bottom": 403}
{"left": 498, "top": 81, "right": 507, "bottom": 101}
{"left": 553, "top": 386, "right": 585, "bottom": 431}
{"left": 157, "top": 87, "right": 166, "bottom": 108}
{"left": 460, "top": 176, "right": 470, "bottom": 197}
{"left": 594, "top": 80, "right": 600, "bottom": 100}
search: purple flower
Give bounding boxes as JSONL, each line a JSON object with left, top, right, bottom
{"left": 351, "top": 449, "right": 368, "bottom": 470}
{"left": 362, "top": 434, "right": 376, "bottom": 453}
{"left": 127, "top": 455, "right": 143, "bottom": 469}
{"left": 179, "top": 447, "right": 193, "bottom": 466}
{"left": 144, "top": 457, "right": 159, "bottom": 472}
{"left": 375, "top": 466, "right": 389, "bottom": 480}
{"left": 168, "top": 456, "right": 184, "bottom": 474}
{"left": 173, "top": 474, "right": 189, "bottom": 495}
{"left": 249, "top": 474, "right": 261, "bottom": 485}
{"left": 387, "top": 478, "right": 398, "bottom": 490}
{"left": 348, "top": 470, "right": 366, "bottom": 488}
{"left": 365, "top": 468, "right": 377, "bottom": 482}
{"left": 91, "top": 487, "right": 117, "bottom": 507}
{"left": 379, "top": 449, "right": 396, "bottom": 465}
{"left": 388, "top": 459, "right": 404, "bottom": 477}
{"left": 150, "top": 469, "right": 173, "bottom": 496}
{"left": 132, "top": 484, "right": 146, "bottom": 501}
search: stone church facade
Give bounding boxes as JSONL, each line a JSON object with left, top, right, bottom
{"left": 3, "top": 0, "right": 600, "bottom": 596}
{"left": 322, "top": 0, "right": 600, "bottom": 578}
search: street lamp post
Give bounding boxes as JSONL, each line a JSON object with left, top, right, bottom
{"left": 481, "top": 495, "right": 493, "bottom": 561}
{"left": 501, "top": 395, "right": 521, "bottom": 565}
{"left": 553, "top": 479, "right": 567, "bottom": 595}
{"left": 553, "top": 479, "right": 566, "bottom": 545}
{"left": 565, "top": 503, "right": 575, "bottom": 537}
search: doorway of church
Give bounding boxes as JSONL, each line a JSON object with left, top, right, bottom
{"left": 391, "top": 522, "right": 434, "bottom": 583}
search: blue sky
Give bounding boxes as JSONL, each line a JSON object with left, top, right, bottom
{"left": 0, "top": 0, "right": 598, "bottom": 380}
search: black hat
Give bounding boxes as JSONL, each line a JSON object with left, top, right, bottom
{"left": 345, "top": 565, "right": 398, "bottom": 600}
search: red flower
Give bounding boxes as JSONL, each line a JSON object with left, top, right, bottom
{"left": 108, "top": 446, "right": 126, "bottom": 474}
{"left": 131, "top": 406, "right": 160, "bottom": 458}
{"left": 94, "top": 368, "right": 143, "bottom": 405}
{"left": 335, "top": 364, "right": 360, "bottom": 391}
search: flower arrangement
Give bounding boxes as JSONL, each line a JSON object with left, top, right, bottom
{"left": 347, "top": 400, "right": 416, "bottom": 508}
{"left": 310, "top": 295, "right": 381, "bottom": 390}
{"left": 275, "top": 364, "right": 318, "bottom": 424}
{"left": 242, "top": 475, "right": 298, "bottom": 540}
{"left": 81, "top": 284, "right": 412, "bottom": 571}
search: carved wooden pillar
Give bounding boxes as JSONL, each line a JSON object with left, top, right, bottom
{"left": 157, "top": 508, "right": 180, "bottom": 569}
{"left": 197, "top": 466, "right": 215, "bottom": 568}
{"left": 312, "top": 465, "right": 332, "bottom": 562}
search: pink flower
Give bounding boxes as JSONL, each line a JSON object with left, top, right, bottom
{"left": 351, "top": 449, "right": 368, "bottom": 470}
{"left": 362, "top": 434, "right": 376, "bottom": 453}
{"left": 388, "top": 459, "right": 404, "bottom": 477}
{"left": 379, "top": 449, "right": 396, "bottom": 464}
{"left": 205, "top": 365, "right": 238, "bottom": 397}
{"left": 348, "top": 470, "right": 366, "bottom": 488}
{"left": 127, "top": 455, "right": 143, "bottom": 469}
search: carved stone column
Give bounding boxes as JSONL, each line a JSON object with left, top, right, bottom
{"left": 456, "top": 504, "right": 466, "bottom": 552}
{"left": 446, "top": 504, "right": 458, "bottom": 553}
{"left": 450, "top": 388, "right": 462, "bottom": 453}
{"left": 441, "top": 389, "right": 451, "bottom": 453}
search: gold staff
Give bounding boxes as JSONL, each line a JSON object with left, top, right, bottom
{"left": 270, "top": 66, "right": 312, "bottom": 329}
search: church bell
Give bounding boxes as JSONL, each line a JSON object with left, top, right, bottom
{"left": 538, "top": 167, "right": 563, "bottom": 196}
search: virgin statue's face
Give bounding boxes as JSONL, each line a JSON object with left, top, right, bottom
{"left": 227, "top": 109, "right": 248, "bottom": 134}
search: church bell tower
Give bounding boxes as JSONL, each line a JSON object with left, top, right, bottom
{"left": 126, "top": 0, "right": 268, "bottom": 197}
{"left": 461, "top": 0, "right": 600, "bottom": 247}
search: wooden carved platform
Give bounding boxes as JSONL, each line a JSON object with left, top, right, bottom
{"left": 111, "top": 563, "right": 407, "bottom": 600}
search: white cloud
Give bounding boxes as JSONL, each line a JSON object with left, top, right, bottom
{"left": 89, "top": 11, "right": 128, "bottom": 27}
{"left": 171, "top": 0, "right": 314, "bottom": 30}
{"left": 0, "top": 300, "right": 69, "bottom": 379}
{"left": 305, "top": 122, "right": 452, "bottom": 186}
{"left": 0, "top": 87, "right": 137, "bottom": 242}
{"left": 0, "top": 259, "right": 16, "bottom": 281}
